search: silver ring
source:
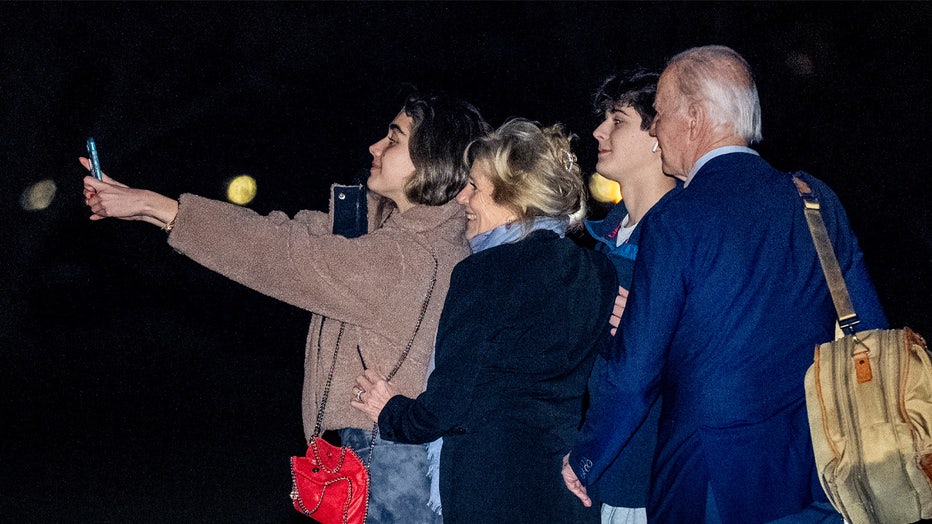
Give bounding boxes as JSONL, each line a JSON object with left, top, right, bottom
{"left": 354, "top": 389, "right": 364, "bottom": 402}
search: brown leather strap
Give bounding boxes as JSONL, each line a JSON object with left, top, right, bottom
{"left": 791, "top": 174, "right": 860, "bottom": 334}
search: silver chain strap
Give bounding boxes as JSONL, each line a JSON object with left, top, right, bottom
{"left": 312, "top": 248, "right": 439, "bottom": 469}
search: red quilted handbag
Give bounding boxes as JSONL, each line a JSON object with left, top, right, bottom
{"left": 290, "top": 436, "right": 369, "bottom": 524}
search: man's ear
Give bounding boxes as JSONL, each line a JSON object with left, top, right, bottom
{"left": 687, "top": 102, "right": 704, "bottom": 142}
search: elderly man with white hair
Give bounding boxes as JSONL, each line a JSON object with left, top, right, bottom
{"left": 562, "top": 45, "right": 887, "bottom": 523}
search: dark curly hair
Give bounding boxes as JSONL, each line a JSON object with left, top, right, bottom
{"left": 592, "top": 68, "right": 660, "bottom": 131}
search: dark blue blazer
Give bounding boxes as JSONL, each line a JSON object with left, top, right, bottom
{"left": 380, "top": 230, "right": 617, "bottom": 523}
{"left": 582, "top": 184, "right": 681, "bottom": 508}
{"left": 571, "top": 152, "right": 887, "bottom": 523}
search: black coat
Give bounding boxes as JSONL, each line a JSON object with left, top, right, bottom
{"left": 379, "top": 230, "right": 617, "bottom": 523}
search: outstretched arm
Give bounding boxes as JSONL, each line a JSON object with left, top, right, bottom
{"left": 79, "top": 157, "right": 178, "bottom": 229}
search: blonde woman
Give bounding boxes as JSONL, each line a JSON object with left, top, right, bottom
{"left": 353, "top": 119, "right": 616, "bottom": 523}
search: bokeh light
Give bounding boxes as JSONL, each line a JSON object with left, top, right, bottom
{"left": 226, "top": 174, "right": 257, "bottom": 205}
{"left": 589, "top": 172, "right": 622, "bottom": 204}
{"left": 20, "top": 179, "right": 57, "bottom": 211}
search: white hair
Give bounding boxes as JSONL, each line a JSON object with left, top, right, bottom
{"left": 667, "top": 45, "right": 763, "bottom": 143}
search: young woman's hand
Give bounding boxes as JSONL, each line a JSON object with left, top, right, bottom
{"left": 79, "top": 157, "right": 178, "bottom": 228}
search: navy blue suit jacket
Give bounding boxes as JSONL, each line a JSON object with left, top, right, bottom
{"left": 571, "top": 152, "right": 886, "bottom": 523}
{"left": 582, "top": 184, "right": 681, "bottom": 508}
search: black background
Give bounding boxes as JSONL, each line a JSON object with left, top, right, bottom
{"left": 2, "top": 2, "right": 930, "bottom": 522}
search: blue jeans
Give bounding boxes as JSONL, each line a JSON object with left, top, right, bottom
{"left": 339, "top": 428, "right": 442, "bottom": 524}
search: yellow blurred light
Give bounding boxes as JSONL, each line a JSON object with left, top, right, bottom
{"left": 21, "top": 179, "right": 58, "bottom": 211}
{"left": 589, "top": 172, "right": 622, "bottom": 204}
{"left": 226, "top": 175, "right": 257, "bottom": 205}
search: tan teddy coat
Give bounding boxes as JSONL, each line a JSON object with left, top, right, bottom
{"left": 167, "top": 192, "right": 469, "bottom": 437}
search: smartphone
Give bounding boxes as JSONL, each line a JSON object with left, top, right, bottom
{"left": 86, "top": 137, "right": 103, "bottom": 180}
{"left": 332, "top": 184, "right": 368, "bottom": 238}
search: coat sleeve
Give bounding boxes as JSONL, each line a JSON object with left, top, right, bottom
{"left": 377, "top": 259, "right": 493, "bottom": 444}
{"left": 167, "top": 193, "right": 434, "bottom": 338}
{"left": 570, "top": 215, "right": 682, "bottom": 485}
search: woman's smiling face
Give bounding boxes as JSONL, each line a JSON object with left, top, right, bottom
{"left": 456, "top": 160, "right": 515, "bottom": 240}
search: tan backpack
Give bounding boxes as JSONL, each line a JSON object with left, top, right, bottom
{"left": 805, "top": 327, "right": 932, "bottom": 523}
{"left": 795, "top": 175, "right": 932, "bottom": 524}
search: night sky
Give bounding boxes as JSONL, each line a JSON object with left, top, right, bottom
{"left": 2, "top": 2, "right": 930, "bottom": 522}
